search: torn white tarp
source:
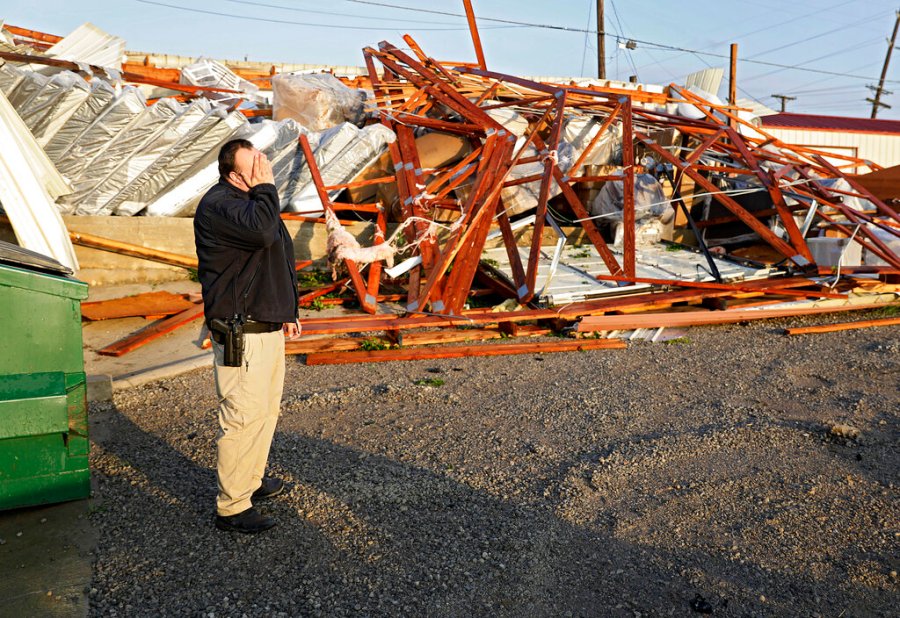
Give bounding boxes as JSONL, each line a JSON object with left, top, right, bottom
{"left": 287, "top": 123, "right": 396, "bottom": 213}
{"left": 272, "top": 72, "right": 366, "bottom": 131}
{"left": 143, "top": 119, "right": 283, "bottom": 217}
{"left": 0, "top": 89, "right": 77, "bottom": 270}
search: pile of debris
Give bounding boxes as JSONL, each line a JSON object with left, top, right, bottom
{"left": 1, "top": 20, "right": 898, "bottom": 362}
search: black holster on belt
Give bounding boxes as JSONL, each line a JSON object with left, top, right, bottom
{"left": 209, "top": 318, "right": 244, "bottom": 367}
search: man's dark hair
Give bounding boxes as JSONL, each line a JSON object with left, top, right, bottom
{"left": 218, "top": 139, "right": 254, "bottom": 178}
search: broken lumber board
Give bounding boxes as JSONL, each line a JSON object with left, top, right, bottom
{"left": 285, "top": 325, "right": 552, "bottom": 355}
{"left": 784, "top": 316, "right": 900, "bottom": 335}
{"left": 576, "top": 302, "right": 899, "bottom": 332}
{"left": 97, "top": 303, "right": 204, "bottom": 357}
{"left": 304, "top": 338, "right": 626, "bottom": 365}
{"left": 81, "top": 291, "right": 194, "bottom": 321}
{"left": 297, "top": 278, "right": 819, "bottom": 335}
{"left": 69, "top": 231, "right": 198, "bottom": 269}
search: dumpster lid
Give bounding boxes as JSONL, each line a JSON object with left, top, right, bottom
{"left": 0, "top": 240, "right": 74, "bottom": 276}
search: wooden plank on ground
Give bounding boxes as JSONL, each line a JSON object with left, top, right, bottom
{"left": 576, "top": 302, "right": 899, "bottom": 332}
{"left": 69, "top": 231, "right": 198, "bottom": 269}
{"left": 784, "top": 316, "right": 900, "bottom": 335}
{"left": 97, "top": 303, "right": 204, "bottom": 357}
{"left": 285, "top": 325, "right": 552, "bottom": 355}
{"left": 81, "top": 291, "right": 194, "bottom": 321}
{"left": 304, "top": 338, "right": 626, "bottom": 365}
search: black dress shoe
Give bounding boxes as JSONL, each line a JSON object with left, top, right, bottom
{"left": 252, "top": 477, "right": 284, "bottom": 500}
{"left": 215, "top": 507, "right": 276, "bottom": 534}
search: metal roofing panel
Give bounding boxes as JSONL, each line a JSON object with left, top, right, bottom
{"left": 761, "top": 112, "right": 900, "bottom": 135}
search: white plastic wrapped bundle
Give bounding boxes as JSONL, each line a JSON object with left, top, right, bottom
{"left": 563, "top": 115, "right": 622, "bottom": 166}
{"left": 272, "top": 73, "right": 366, "bottom": 131}
{"left": 44, "top": 79, "right": 115, "bottom": 163}
{"left": 484, "top": 107, "right": 529, "bottom": 137}
{"left": 113, "top": 110, "right": 246, "bottom": 216}
{"left": 53, "top": 86, "right": 146, "bottom": 179}
{"left": 80, "top": 99, "right": 213, "bottom": 215}
{"left": 287, "top": 123, "right": 396, "bottom": 214}
{"left": 589, "top": 173, "right": 669, "bottom": 221}
{"left": 16, "top": 71, "right": 91, "bottom": 145}
{"left": 59, "top": 98, "right": 183, "bottom": 213}
{"left": 280, "top": 122, "right": 358, "bottom": 207}
{"left": 142, "top": 119, "right": 282, "bottom": 217}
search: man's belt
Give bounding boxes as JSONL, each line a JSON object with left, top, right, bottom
{"left": 242, "top": 320, "right": 283, "bottom": 334}
{"left": 211, "top": 320, "right": 281, "bottom": 345}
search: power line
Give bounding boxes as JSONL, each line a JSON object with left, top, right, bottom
{"left": 133, "top": 0, "right": 522, "bottom": 31}
{"left": 341, "top": 0, "right": 900, "bottom": 84}
{"left": 578, "top": 0, "right": 593, "bottom": 77}
{"left": 221, "top": 0, "right": 462, "bottom": 25}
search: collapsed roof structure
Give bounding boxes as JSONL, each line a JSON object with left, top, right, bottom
{"left": 0, "top": 17, "right": 898, "bottom": 359}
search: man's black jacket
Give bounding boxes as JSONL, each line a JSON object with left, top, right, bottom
{"left": 194, "top": 179, "right": 298, "bottom": 325}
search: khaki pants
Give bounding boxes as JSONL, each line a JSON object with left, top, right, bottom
{"left": 212, "top": 330, "right": 285, "bottom": 516}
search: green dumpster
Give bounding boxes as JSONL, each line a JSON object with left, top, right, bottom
{"left": 0, "top": 241, "right": 90, "bottom": 510}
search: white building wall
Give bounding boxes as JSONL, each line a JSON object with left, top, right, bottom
{"left": 764, "top": 128, "right": 900, "bottom": 173}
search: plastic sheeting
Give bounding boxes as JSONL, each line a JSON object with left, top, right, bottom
{"left": 113, "top": 110, "right": 247, "bottom": 216}
{"left": 563, "top": 115, "right": 622, "bottom": 166}
{"left": 14, "top": 71, "right": 90, "bottom": 146}
{"left": 53, "top": 86, "right": 146, "bottom": 180}
{"left": 272, "top": 73, "right": 366, "bottom": 131}
{"left": 58, "top": 98, "right": 183, "bottom": 214}
{"left": 43, "top": 79, "right": 115, "bottom": 163}
{"left": 287, "top": 123, "right": 396, "bottom": 213}
{"left": 0, "top": 89, "right": 77, "bottom": 270}
{"left": 142, "top": 119, "right": 282, "bottom": 217}
{"left": 80, "top": 99, "right": 213, "bottom": 215}
{"left": 589, "top": 174, "right": 670, "bottom": 221}
{"left": 280, "top": 122, "right": 358, "bottom": 207}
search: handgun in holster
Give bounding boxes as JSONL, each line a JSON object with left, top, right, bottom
{"left": 209, "top": 317, "right": 244, "bottom": 367}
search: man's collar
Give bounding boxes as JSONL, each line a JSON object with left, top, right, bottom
{"left": 219, "top": 176, "right": 249, "bottom": 197}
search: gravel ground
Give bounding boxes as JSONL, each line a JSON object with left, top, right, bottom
{"left": 87, "top": 314, "right": 899, "bottom": 617}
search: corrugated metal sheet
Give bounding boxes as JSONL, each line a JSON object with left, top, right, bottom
{"left": 761, "top": 112, "right": 900, "bottom": 135}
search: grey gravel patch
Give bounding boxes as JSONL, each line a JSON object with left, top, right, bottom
{"left": 87, "top": 315, "right": 900, "bottom": 616}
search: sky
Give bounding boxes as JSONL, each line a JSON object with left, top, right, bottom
{"left": 2, "top": 0, "right": 899, "bottom": 118}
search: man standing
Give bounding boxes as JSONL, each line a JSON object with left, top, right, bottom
{"left": 194, "top": 139, "right": 300, "bottom": 533}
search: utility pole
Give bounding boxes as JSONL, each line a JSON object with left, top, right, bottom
{"left": 867, "top": 9, "right": 900, "bottom": 118}
{"left": 772, "top": 94, "right": 796, "bottom": 112}
{"left": 597, "top": 0, "right": 605, "bottom": 80}
{"left": 729, "top": 43, "right": 738, "bottom": 128}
